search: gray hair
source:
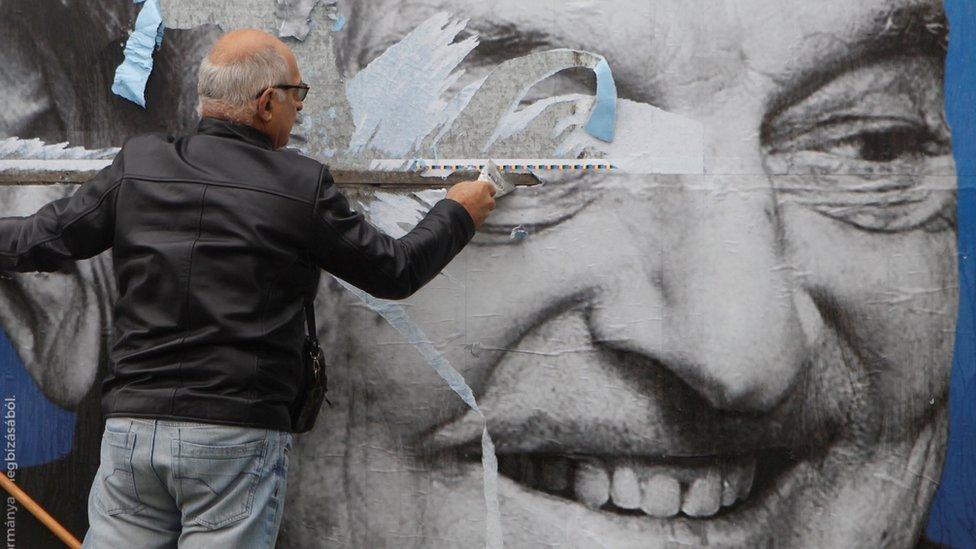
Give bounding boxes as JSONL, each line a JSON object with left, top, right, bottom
{"left": 196, "top": 44, "right": 290, "bottom": 121}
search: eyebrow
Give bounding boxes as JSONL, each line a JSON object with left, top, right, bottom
{"left": 460, "top": 21, "right": 554, "bottom": 65}
{"left": 765, "top": 3, "right": 948, "bottom": 120}
{"left": 360, "top": 18, "right": 555, "bottom": 71}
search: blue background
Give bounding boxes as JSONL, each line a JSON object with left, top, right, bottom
{"left": 0, "top": 1, "right": 974, "bottom": 545}
{"left": 928, "top": 0, "right": 976, "bottom": 546}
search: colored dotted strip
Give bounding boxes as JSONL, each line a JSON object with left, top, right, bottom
{"left": 423, "top": 163, "right": 617, "bottom": 171}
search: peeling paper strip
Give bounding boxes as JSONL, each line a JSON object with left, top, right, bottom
{"left": 357, "top": 191, "right": 444, "bottom": 237}
{"left": 338, "top": 280, "right": 502, "bottom": 549}
{"left": 439, "top": 48, "right": 618, "bottom": 155}
{"left": 0, "top": 159, "right": 114, "bottom": 172}
{"left": 345, "top": 12, "right": 478, "bottom": 156}
{"left": 0, "top": 138, "right": 118, "bottom": 160}
{"left": 112, "top": 0, "right": 165, "bottom": 108}
{"left": 584, "top": 59, "right": 617, "bottom": 142}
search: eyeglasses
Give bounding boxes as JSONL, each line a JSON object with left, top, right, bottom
{"left": 255, "top": 82, "right": 310, "bottom": 101}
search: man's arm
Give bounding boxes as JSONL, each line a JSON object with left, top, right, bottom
{"left": 311, "top": 166, "right": 493, "bottom": 300}
{"left": 0, "top": 149, "right": 124, "bottom": 273}
{"left": 0, "top": 183, "right": 117, "bottom": 408}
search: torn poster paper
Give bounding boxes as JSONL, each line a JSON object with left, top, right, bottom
{"left": 343, "top": 14, "right": 622, "bottom": 161}
{"left": 276, "top": 0, "right": 321, "bottom": 41}
{"left": 556, "top": 98, "right": 705, "bottom": 175}
{"left": 0, "top": 138, "right": 117, "bottom": 160}
{"left": 0, "top": 138, "right": 116, "bottom": 178}
{"left": 345, "top": 12, "right": 478, "bottom": 157}
{"left": 337, "top": 279, "right": 503, "bottom": 549}
{"left": 437, "top": 48, "right": 619, "bottom": 157}
{"left": 159, "top": 0, "right": 274, "bottom": 31}
{"left": 111, "top": 0, "right": 165, "bottom": 108}
{"left": 330, "top": 15, "right": 346, "bottom": 32}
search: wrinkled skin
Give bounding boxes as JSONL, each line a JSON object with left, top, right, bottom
{"left": 283, "top": 1, "right": 958, "bottom": 548}
{"left": 0, "top": 0, "right": 958, "bottom": 547}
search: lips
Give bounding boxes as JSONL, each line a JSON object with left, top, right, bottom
{"left": 422, "top": 304, "right": 810, "bottom": 530}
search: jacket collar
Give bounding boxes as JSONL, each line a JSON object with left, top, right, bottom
{"left": 196, "top": 117, "right": 275, "bottom": 150}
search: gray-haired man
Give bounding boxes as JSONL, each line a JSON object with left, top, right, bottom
{"left": 0, "top": 28, "right": 495, "bottom": 548}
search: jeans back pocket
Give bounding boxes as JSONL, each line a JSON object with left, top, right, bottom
{"left": 94, "top": 422, "right": 145, "bottom": 516}
{"left": 173, "top": 434, "right": 269, "bottom": 529}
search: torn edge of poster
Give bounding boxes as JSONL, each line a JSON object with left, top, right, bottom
{"left": 337, "top": 280, "right": 503, "bottom": 549}
{"left": 111, "top": 0, "right": 166, "bottom": 107}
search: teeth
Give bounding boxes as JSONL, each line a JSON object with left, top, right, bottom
{"left": 737, "top": 459, "right": 756, "bottom": 501}
{"left": 561, "top": 456, "right": 759, "bottom": 519}
{"left": 610, "top": 466, "right": 641, "bottom": 509}
{"left": 681, "top": 468, "right": 722, "bottom": 517}
{"left": 497, "top": 454, "right": 760, "bottom": 519}
{"left": 722, "top": 457, "right": 756, "bottom": 505}
{"left": 574, "top": 461, "right": 610, "bottom": 509}
{"left": 640, "top": 474, "right": 681, "bottom": 518}
{"left": 722, "top": 474, "right": 738, "bottom": 507}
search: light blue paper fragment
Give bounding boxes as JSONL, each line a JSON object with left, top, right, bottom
{"left": 584, "top": 58, "right": 617, "bottom": 142}
{"left": 111, "top": 0, "right": 165, "bottom": 108}
{"left": 338, "top": 279, "right": 502, "bottom": 549}
{"left": 331, "top": 14, "right": 346, "bottom": 32}
{"left": 510, "top": 225, "right": 528, "bottom": 242}
{"left": 345, "top": 13, "right": 478, "bottom": 156}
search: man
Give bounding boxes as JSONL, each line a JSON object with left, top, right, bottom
{"left": 274, "top": 0, "right": 957, "bottom": 548}
{"left": 0, "top": 28, "right": 496, "bottom": 547}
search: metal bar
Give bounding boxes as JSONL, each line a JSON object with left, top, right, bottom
{"left": 0, "top": 163, "right": 542, "bottom": 188}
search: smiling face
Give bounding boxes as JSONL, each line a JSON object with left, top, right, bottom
{"left": 288, "top": 0, "right": 959, "bottom": 547}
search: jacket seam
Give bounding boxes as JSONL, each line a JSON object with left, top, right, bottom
{"left": 312, "top": 165, "right": 405, "bottom": 288}
{"left": 250, "top": 255, "right": 301, "bottom": 424}
{"left": 307, "top": 164, "right": 326, "bottom": 256}
{"left": 124, "top": 175, "right": 313, "bottom": 205}
{"left": 0, "top": 178, "right": 124, "bottom": 258}
{"left": 170, "top": 185, "right": 209, "bottom": 415}
{"left": 314, "top": 210, "right": 404, "bottom": 289}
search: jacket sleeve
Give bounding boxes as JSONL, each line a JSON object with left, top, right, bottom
{"left": 310, "top": 166, "right": 476, "bottom": 300}
{"left": 0, "top": 149, "right": 124, "bottom": 273}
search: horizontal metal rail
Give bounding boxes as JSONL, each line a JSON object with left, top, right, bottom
{"left": 0, "top": 161, "right": 542, "bottom": 188}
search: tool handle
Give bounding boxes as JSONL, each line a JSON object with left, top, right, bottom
{"left": 0, "top": 472, "right": 82, "bottom": 548}
{"left": 477, "top": 161, "right": 516, "bottom": 198}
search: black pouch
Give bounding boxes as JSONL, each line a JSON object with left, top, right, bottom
{"left": 290, "top": 298, "right": 332, "bottom": 433}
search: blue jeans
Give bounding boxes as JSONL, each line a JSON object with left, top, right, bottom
{"left": 82, "top": 417, "right": 291, "bottom": 548}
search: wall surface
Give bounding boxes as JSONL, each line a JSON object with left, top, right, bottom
{"left": 1, "top": 0, "right": 974, "bottom": 547}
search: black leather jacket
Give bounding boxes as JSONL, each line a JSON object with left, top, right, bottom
{"left": 0, "top": 118, "right": 476, "bottom": 431}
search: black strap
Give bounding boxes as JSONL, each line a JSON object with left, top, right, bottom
{"left": 304, "top": 297, "right": 317, "bottom": 343}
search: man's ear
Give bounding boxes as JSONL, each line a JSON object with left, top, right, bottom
{"left": 256, "top": 89, "right": 274, "bottom": 122}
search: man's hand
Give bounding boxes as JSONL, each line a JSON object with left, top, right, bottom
{"left": 446, "top": 180, "right": 496, "bottom": 229}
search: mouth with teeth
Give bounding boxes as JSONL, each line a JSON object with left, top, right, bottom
{"left": 469, "top": 449, "right": 794, "bottom": 520}
{"left": 417, "top": 304, "right": 835, "bottom": 542}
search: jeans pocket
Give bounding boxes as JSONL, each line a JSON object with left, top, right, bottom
{"left": 174, "top": 434, "right": 269, "bottom": 529}
{"left": 94, "top": 424, "right": 144, "bottom": 516}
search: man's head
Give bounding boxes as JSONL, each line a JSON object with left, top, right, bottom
{"left": 197, "top": 28, "right": 304, "bottom": 149}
